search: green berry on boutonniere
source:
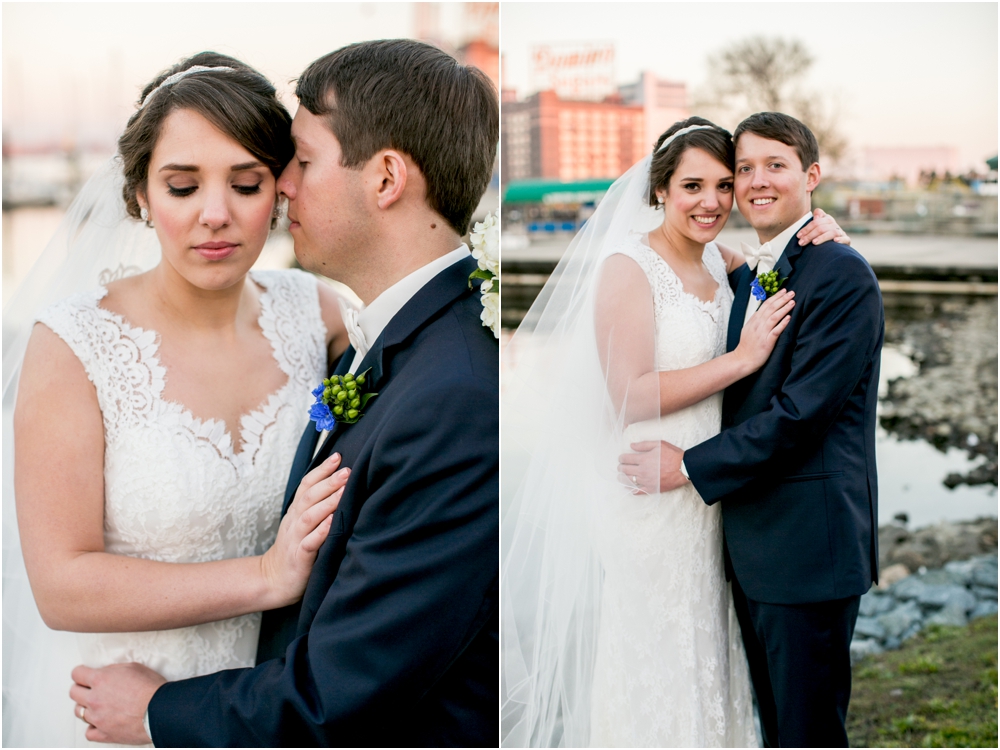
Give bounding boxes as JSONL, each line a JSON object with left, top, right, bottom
{"left": 751, "top": 270, "right": 788, "bottom": 301}
{"left": 309, "top": 367, "right": 378, "bottom": 430}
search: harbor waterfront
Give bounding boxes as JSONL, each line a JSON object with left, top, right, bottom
{"left": 501, "top": 230, "right": 998, "bottom": 528}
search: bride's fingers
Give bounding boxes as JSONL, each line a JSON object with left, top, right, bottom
{"left": 298, "top": 489, "right": 343, "bottom": 534}
{"left": 299, "top": 514, "right": 334, "bottom": 555}
{"left": 629, "top": 441, "right": 658, "bottom": 453}
{"left": 69, "top": 683, "right": 89, "bottom": 705}
{"left": 769, "top": 315, "right": 792, "bottom": 339}
{"left": 296, "top": 453, "right": 342, "bottom": 494}
{"left": 299, "top": 468, "right": 350, "bottom": 510}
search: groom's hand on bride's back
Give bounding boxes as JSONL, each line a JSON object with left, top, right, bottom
{"left": 619, "top": 440, "right": 689, "bottom": 494}
{"left": 261, "top": 453, "right": 350, "bottom": 609}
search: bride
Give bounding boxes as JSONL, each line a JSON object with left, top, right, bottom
{"left": 500, "top": 117, "right": 849, "bottom": 747}
{"left": 3, "top": 53, "right": 353, "bottom": 746}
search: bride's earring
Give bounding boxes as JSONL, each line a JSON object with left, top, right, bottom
{"left": 140, "top": 207, "right": 154, "bottom": 228}
{"left": 271, "top": 201, "right": 284, "bottom": 230}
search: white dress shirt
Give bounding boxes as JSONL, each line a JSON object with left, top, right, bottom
{"left": 314, "top": 245, "right": 471, "bottom": 455}
{"left": 743, "top": 212, "right": 812, "bottom": 326}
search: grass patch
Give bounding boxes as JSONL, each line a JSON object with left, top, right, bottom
{"left": 848, "top": 614, "right": 998, "bottom": 747}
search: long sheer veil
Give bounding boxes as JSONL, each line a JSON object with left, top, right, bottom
{"left": 2, "top": 158, "right": 162, "bottom": 746}
{"left": 501, "top": 155, "right": 662, "bottom": 747}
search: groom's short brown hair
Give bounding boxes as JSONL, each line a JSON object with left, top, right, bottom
{"left": 734, "top": 112, "right": 819, "bottom": 170}
{"left": 296, "top": 39, "right": 499, "bottom": 235}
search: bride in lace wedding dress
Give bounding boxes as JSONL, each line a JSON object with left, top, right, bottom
{"left": 3, "top": 55, "right": 352, "bottom": 747}
{"left": 501, "top": 118, "right": 848, "bottom": 747}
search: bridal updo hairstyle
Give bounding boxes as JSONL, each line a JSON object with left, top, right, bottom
{"left": 294, "top": 39, "right": 499, "bottom": 235}
{"left": 118, "top": 52, "right": 293, "bottom": 224}
{"left": 647, "top": 116, "right": 734, "bottom": 208}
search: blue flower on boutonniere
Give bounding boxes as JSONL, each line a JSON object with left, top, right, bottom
{"left": 308, "top": 368, "right": 378, "bottom": 431}
{"left": 751, "top": 270, "right": 788, "bottom": 301}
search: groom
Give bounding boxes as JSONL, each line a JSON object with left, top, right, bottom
{"left": 624, "top": 113, "right": 883, "bottom": 746}
{"left": 73, "top": 40, "right": 499, "bottom": 746}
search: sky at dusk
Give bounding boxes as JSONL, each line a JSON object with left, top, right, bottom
{"left": 2, "top": 3, "right": 470, "bottom": 146}
{"left": 502, "top": 2, "right": 997, "bottom": 171}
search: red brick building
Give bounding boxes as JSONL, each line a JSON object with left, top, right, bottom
{"left": 501, "top": 90, "right": 645, "bottom": 184}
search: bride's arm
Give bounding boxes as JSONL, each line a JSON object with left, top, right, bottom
{"left": 15, "top": 324, "right": 345, "bottom": 633}
{"left": 651, "top": 290, "right": 797, "bottom": 417}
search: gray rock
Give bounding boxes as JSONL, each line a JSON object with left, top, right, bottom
{"left": 883, "top": 636, "right": 902, "bottom": 651}
{"left": 919, "top": 568, "right": 966, "bottom": 586}
{"left": 972, "top": 561, "right": 998, "bottom": 588}
{"left": 854, "top": 616, "right": 887, "bottom": 640}
{"left": 917, "top": 584, "right": 977, "bottom": 612}
{"left": 926, "top": 603, "right": 969, "bottom": 627}
{"left": 850, "top": 638, "right": 884, "bottom": 665}
{"left": 890, "top": 576, "right": 927, "bottom": 601}
{"left": 972, "top": 585, "right": 998, "bottom": 601}
{"left": 878, "top": 600, "right": 924, "bottom": 639}
{"left": 944, "top": 559, "right": 977, "bottom": 586}
{"left": 970, "top": 601, "right": 999, "bottom": 620}
{"left": 859, "top": 591, "right": 897, "bottom": 617}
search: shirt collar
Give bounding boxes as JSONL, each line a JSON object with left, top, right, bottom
{"left": 763, "top": 212, "right": 813, "bottom": 264}
{"left": 357, "top": 245, "right": 471, "bottom": 349}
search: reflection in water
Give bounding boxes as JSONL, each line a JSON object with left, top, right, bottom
{"left": 879, "top": 295, "right": 998, "bottom": 489}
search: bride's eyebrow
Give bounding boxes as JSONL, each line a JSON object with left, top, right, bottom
{"left": 231, "top": 161, "right": 265, "bottom": 172}
{"left": 157, "top": 162, "right": 265, "bottom": 173}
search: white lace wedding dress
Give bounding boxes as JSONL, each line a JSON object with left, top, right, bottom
{"left": 10, "top": 268, "right": 327, "bottom": 747}
{"left": 588, "top": 237, "right": 757, "bottom": 747}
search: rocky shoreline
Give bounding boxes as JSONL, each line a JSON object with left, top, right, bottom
{"left": 851, "top": 517, "right": 999, "bottom": 663}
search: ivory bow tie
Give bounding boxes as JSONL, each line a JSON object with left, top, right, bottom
{"left": 338, "top": 299, "right": 368, "bottom": 358}
{"left": 741, "top": 241, "right": 776, "bottom": 274}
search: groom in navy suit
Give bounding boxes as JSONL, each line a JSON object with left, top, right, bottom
{"left": 75, "top": 40, "right": 499, "bottom": 746}
{"left": 629, "top": 113, "right": 883, "bottom": 747}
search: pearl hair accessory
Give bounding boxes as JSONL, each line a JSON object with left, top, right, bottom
{"left": 655, "top": 124, "right": 717, "bottom": 153}
{"left": 139, "top": 66, "right": 235, "bottom": 110}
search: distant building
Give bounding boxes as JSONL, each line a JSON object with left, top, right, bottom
{"left": 458, "top": 39, "right": 499, "bottom": 93}
{"left": 501, "top": 90, "right": 645, "bottom": 184}
{"left": 859, "top": 146, "right": 961, "bottom": 186}
{"left": 618, "top": 71, "right": 689, "bottom": 152}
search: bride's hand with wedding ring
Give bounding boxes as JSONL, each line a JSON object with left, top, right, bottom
{"left": 734, "top": 289, "right": 796, "bottom": 374}
{"left": 260, "top": 453, "right": 349, "bottom": 607}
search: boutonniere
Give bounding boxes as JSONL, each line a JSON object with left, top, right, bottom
{"left": 751, "top": 269, "right": 788, "bottom": 302}
{"left": 468, "top": 211, "right": 499, "bottom": 339}
{"left": 308, "top": 368, "right": 378, "bottom": 431}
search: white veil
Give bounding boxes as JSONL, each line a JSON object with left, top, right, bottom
{"left": 2, "top": 158, "right": 162, "bottom": 746}
{"left": 501, "top": 155, "right": 663, "bottom": 747}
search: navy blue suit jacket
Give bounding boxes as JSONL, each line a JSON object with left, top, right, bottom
{"left": 685, "top": 227, "right": 884, "bottom": 605}
{"left": 148, "top": 256, "right": 499, "bottom": 746}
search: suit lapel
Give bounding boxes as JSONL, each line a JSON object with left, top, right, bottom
{"left": 304, "top": 255, "right": 479, "bottom": 472}
{"left": 727, "top": 265, "right": 752, "bottom": 353}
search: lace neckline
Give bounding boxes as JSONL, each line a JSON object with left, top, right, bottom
{"left": 637, "top": 235, "right": 723, "bottom": 312}
{"left": 91, "top": 270, "right": 294, "bottom": 467}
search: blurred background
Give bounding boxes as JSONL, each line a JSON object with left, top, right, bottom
{"left": 500, "top": 4, "right": 997, "bottom": 535}
{"left": 2, "top": 1, "right": 499, "bottom": 301}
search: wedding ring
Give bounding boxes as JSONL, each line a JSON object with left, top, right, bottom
{"left": 78, "top": 705, "right": 87, "bottom": 723}
{"left": 631, "top": 475, "right": 637, "bottom": 484}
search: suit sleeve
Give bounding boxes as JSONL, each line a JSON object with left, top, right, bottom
{"left": 148, "top": 375, "right": 499, "bottom": 746}
{"left": 685, "top": 250, "right": 882, "bottom": 504}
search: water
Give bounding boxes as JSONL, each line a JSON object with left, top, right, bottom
{"left": 501, "top": 288, "right": 998, "bottom": 529}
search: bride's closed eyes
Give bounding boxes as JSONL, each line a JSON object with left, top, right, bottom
{"left": 164, "top": 181, "right": 264, "bottom": 198}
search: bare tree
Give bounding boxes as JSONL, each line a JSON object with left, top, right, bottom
{"left": 696, "top": 36, "right": 848, "bottom": 164}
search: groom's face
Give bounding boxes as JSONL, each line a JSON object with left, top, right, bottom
{"left": 734, "top": 132, "right": 820, "bottom": 242}
{"left": 278, "top": 107, "right": 370, "bottom": 279}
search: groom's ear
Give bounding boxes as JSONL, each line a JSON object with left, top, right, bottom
{"left": 374, "top": 150, "right": 409, "bottom": 211}
{"left": 805, "top": 161, "right": 821, "bottom": 195}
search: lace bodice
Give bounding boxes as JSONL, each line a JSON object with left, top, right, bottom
{"left": 590, "top": 238, "right": 756, "bottom": 746}
{"left": 36, "top": 269, "right": 328, "bottom": 684}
